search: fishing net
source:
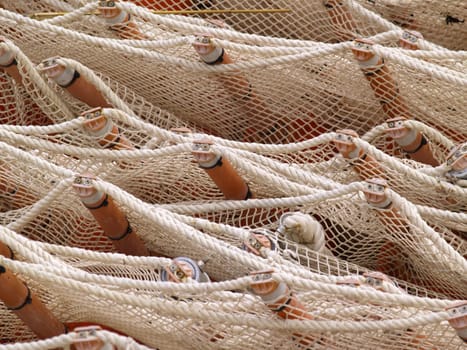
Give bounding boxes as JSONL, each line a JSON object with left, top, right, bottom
{"left": 0, "top": 1, "right": 465, "bottom": 142}
{"left": 0, "top": 169, "right": 464, "bottom": 349}
{"left": 0, "top": 0, "right": 465, "bottom": 349}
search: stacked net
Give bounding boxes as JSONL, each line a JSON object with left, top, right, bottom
{"left": 0, "top": 126, "right": 464, "bottom": 348}
{"left": 0, "top": 160, "right": 464, "bottom": 349}
{"left": 2, "top": 0, "right": 466, "bottom": 49}
{"left": 0, "top": 1, "right": 465, "bottom": 142}
{"left": 0, "top": 1, "right": 465, "bottom": 349}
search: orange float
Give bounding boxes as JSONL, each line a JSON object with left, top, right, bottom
{"left": 71, "top": 325, "right": 116, "bottom": 350}
{"left": 352, "top": 36, "right": 462, "bottom": 151}
{"left": 38, "top": 56, "right": 112, "bottom": 108}
{"left": 0, "top": 242, "right": 13, "bottom": 259}
{"left": 0, "top": 243, "right": 66, "bottom": 339}
{"left": 0, "top": 50, "right": 22, "bottom": 84}
{"left": 445, "top": 301, "right": 467, "bottom": 343}
{"left": 351, "top": 38, "right": 409, "bottom": 120}
{"left": 66, "top": 322, "right": 127, "bottom": 337}
{"left": 160, "top": 256, "right": 210, "bottom": 283}
{"left": 193, "top": 33, "right": 313, "bottom": 144}
{"left": 363, "top": 178, "right": 458, "bottom": 297}
{"left": 0, "top": 38, "right": 53, "bottom": 126}
{"left": 159, "top": 257, "right": 225, "bottom": 342}
{"left": 81, "top": 107, "right": 134, "bottom": 150}
{"left": 399, "top": 30, "right": 423, "bottom": 50}
{"left": 333, "top": 129, "right": 387, "bottom": 180}
{"left": 363, "top": 178, "right": 411, "bottom": 285}
{"left": 191, "top": 138, "right": 253, "bottom": 200}
{"left": 241, "top": 229, "right": 276, "bottom": 258}
{"left": 98, "top": 1, "right": 147, "bottom": 40}
{"left": 385, "top": 117, "right": 439, "bottom": 166}
{"left": 445, "top": 142, "right": 467, "bottom": 185}
{"left": 398, "top": 30, "right": 465, "bottom": 144}
{"left": 249, "top": 269, "right": 320, "bottom": 348}
{"left": 73, "top": 174, "right": 149, "bottom": 256}
{"left": 250, "top": 270, "right": 313, "bottom": 321}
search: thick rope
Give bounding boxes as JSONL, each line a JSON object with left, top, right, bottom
{"left": 0, "top": 41, "right": 75, "bottom": 121}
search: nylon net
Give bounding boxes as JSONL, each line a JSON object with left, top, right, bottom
{"left": 0, "top": 1, "right": 465, "bottom": 349}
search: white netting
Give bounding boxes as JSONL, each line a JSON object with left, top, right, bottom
{"left": 0, "top": 1, "right": 465, "bottom": 349}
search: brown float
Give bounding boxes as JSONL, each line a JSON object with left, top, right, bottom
{"left": 73, "top": 174, "right": 149, "bottom": 256}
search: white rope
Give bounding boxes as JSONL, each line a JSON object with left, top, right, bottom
{"left": 163, "top": 182, "right": 365, "bottom": 214}
{"left": 44, "top": 1, "right": 97, "bottom": 25}
{"left": 1, "top": 256, "right": 245, "bottom": 294}
{"left": 221, "top": 144, "right": 342, "bottom": 190}
{"left": 416, "top": 204, "right": 467, "bottom": 224}
{"left": 0, "top": 330, "right": 154, "bottom": 350}
{"left": 374, "top": 45, "right": 467, "bottom": 86}
{"left": 56, "top": 58, "right": 134, "bottom": 116}
{"left": 390, "top": 190, "right": 467, "bottom": 273}
{"left": 384, "top": 47, "right": 467, "bottom": 60}
{"left": 404, "top": 120, "right": 455, "bottom": 150}
{"left": 361, "top": 124, "right": 387, "bottom": 143}
{"left": 353, "top": 138, "right": 466, "bottom": 197}
{"left": 34, "top": 240, "right": 172, "bottom": 269}
{"left": 0, "top": 224, "right": 72, "bottom": 269}
{"left": 345, "top": 0, "right": 398, "bottom": 31}
{"left": 0, "top": 256, "right": 457, "bottom": 326}
{"left": 93, "top": 179, "right": 271, "bottom": 271}
{"left": 6, "top": 177, "right": 75, "bottom": 232}
{"left": 2, "top": 6, "right": 463, "bottom": 78}
{"left": 0, "top": 118, "right": 83, "bottom": 135}
{"left": 0, "top": 333, "right": 77, "bottom": 350}
{"left": 1, "top": 41, "right": 75, "bottom": 121}
{"left": 0, "top": 126, "right": 192, "bottom": 160}
{"left": 42, "top": 0, "right": 76, "bottom": 12}
{"left": 0, "top": 140, "right": 74, "bottom": 177}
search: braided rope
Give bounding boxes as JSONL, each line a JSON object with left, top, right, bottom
{"left": 345, "top": 0, "right": 450, "bottom": 51}
{"left": 373, "top": 45, "right": 467, "bottom": 86}
{"left": 385, "top": 47, "right": 467, "bottom": 60}
{"left": 0, "top": 333, "right": 77, "bottom": 350}
{"left": 361, "top": 124, "right": 387, "bottom": 142}
{"left": 354, "top": 138, "right": 465, "bottom": 196}
{"left": 390, "top": 190, "right": 467, "bottom": 272}
{"left": 164, "top": 181, "right": 364, "bottom": 214}
{"left": 0, "top": 140, "right": 74, "bottom": 177}
{"left": 0, "top": 329, "right": 153, "bottom": 350}
{"left": 1, "top": 41, "right": 75, "bottom": 121}
{"left": 44, "top": 1, "right": 96, "bottom": 25}
{"left": 222, "top": 145, "right": 342, "bottom": 190}
{"left": 0, "top": 223, "right": 72, "bottom": 269}
{"left": 35, "top": 240, "right": 172, "bottom": 268}
{"left": 0, "top": 118, "right": 83, "bottom": 135}
{"left": 6, "top": 177, "right": 76, "bottom": 232}
{"left": 220, "top": 148, "right": 323, "bottom": 196}
{"left": 0, "top": 256, "right": 456, "bottom": 322}
{"left": 404, "top": 120, "right": 455, "bottom": 150}
{"left": 416, "top": 204, "right": 467, "bottom": 223}
{"left": 57, "top": 57, "right": 133, "bottom": 116}
{"left": 0, "top": 126, "right": 192, "bottom": 160}
{"left": 93, "top": 179, "right": 271, "bottom": 271}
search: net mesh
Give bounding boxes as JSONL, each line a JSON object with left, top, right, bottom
{"left": 0, "top": 1, "right": 465, "bottom": 349}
